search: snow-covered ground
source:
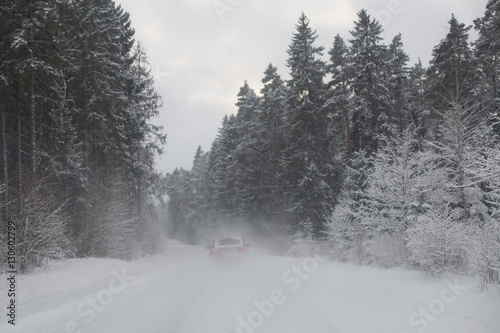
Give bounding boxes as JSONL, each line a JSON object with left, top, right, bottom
{"left": 1, "top": 240, "right": 499, "bottom": 333}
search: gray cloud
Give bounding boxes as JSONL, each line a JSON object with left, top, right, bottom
{"left": 117, "top": 0, "right": 487, "bottom": 174}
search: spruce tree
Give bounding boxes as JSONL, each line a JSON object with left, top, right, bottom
{"left": 260, "top": 64, "right": 288, "bottom": 221}
{"left": 387, "top": 33, "right": 410, "bottom": 134}
{"left": 327, "top": 34, "right": 353, "bottom": 166}
{"left": 0, "top": 0, "right": 15, "bottom": 219}
{"left": 209, "top": 114, "right": 240, "bottom": 218}
{"left": 474, "top": 0, "right": 500, "bottom": 123}
{"left": 348, "top": 10, "right": 392, "bottom": 155}
{"left": 427, "top": 15, "right": 483, "bottom": 114}
{"left": 125, "top": 42, "right": 165, "bottom": 232}
{"left": 406, "top": 59, "right": 430, "bottom": 142}
{"left": 68, "top": 0, "right": 135, "bottom": 177}
{"left": 229, "top": 81, "right": 267, "bottom": 223}
{"left": 282, "top": 13, "right": 336, "bottom": 237}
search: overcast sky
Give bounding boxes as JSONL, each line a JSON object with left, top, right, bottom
{"left": 117, "top": 0, "right": 487, "bottom": 174}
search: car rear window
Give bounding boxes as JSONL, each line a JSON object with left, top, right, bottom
{"left": 216, "top": 238, "right": 242, "bottom": 246}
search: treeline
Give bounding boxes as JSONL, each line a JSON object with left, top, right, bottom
{"left": 167, "top": 3, "right": 500, "bottom": 286}
{"left": 0, "top": 0, "right": 166, "bottom": 272}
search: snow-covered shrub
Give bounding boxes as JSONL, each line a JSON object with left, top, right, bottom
{"left": 406, "top": 209, "right": 468, "bottom": 274}
{"left": 327, "top": 152, "right": 373, "bottom": 264}
{"left": 326, "top": 213, "right": 351, "bottom": 262}
{"left": 327, "top": 211, "right": 368, "bottom": 264}
{"left": 82, "top": 182, "right": 131, "bottom": 259}
{"left": 137, "top": 208, "right": 167, "bottom": 256}
{"left": 360, "top": 127, "right": 425, "bottom": 268}
{"left": 364, "top": 126, "right": 424, "bottom": 234}
{"left": 368, "top": 232, "right": 409, "bottom": 268}
{"left": 287, "top": 219, "right": 318, "bottom": 258}
{"left": 288, "top": 238, "right": 318, "bottom": 258}
{"left": 466, "top": 222, "right": 500, "bottom": 289}
{"left": 10, "top": 181, "right": 73, "bottom": 273}
{"left": 103, "top": 216, "right": 137, "bottom": 260}
{"left": 79, "top": 166, "right": 168, "bottom": 260}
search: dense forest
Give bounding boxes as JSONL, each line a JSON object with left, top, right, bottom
{"left": 0, "top": 0, "right": 166, "bottom": 272}
{"left": 1, "top": 0, "right": 499, "bottom": 287}
{"left": 167, "top": 3, "right": 500, "bottom": 286}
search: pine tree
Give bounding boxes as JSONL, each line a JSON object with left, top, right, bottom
{"left": 0, "top": 0, "right": 166, "bottom": 264}
{"left": 327, "top": 34, "right": 354, "bottom": 166}
{"left": 66, "top": 0, "right": 142, "bottom": 256}
{"left": 427, "top": 15, "right": 483, "bottom": 114}
{"left": 190, "top": 146, "right": 211, "bottom": 225}
{"left": 5, "top": 0, "right": 71, "bottom": 181}
{"left": 165, "top": 147, "right": 211, "bottom": 244}
{"left": 348, "top": 10, "right": 392, "bottom": 155}
{"left": 282, "top": 13, "right": 336, "bottom": 237}
{"left": 474, "top": 0, "right": 500, "bottom": 124}
{"left": 406, "top": 59, "right": 430, "bottom": 142}
{"left": 229, "top": 81, "right": 267, "bottom": 224}
{"left": 387, "top": 33, "right": 410, "bottom": 134}
{"left": 209, "top": 114, "right": 240, "bottom": 218}
{"left": 68, "top": 0, "right": 136, "bottom": 177}
{"left": 427, "top": 16, "right": 491, "bottom": 226}
{"left": 0, "top": 0, "right": 80, "bottom": 265}
{"left": 125, "top": 42, "right": 165, "bottom": 236}
{"left": 260, "top": 64, "right": 288, "bottom": 221}
{"left": 166, "top": 168, "right": 194, "bottom": 243}
{"left": 0, "top": 0, "right": 15, "bottom": 220}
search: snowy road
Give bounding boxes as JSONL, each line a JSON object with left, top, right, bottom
{"left": 1, "top": 240, "right": 499, "bottom": 333}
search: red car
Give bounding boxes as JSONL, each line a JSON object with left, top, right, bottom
{"left": 207, "top": 237, "right": 250, "bottom": 260}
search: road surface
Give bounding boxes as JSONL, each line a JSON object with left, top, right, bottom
{"left": 1, "top": 240, "right": 499, "bottom": 333}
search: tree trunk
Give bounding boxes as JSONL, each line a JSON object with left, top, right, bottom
{"left": 493, "top": 56, "right": 497, "bottom": 100}
{"left": 136, "top": 142, "right": 142, "bottom": 227}
{"left": 454, "top": 45, "right": 467, "bottom": 224}
{"left": 273, "top": 119, "right": 278, "bottom": 187}
{"left": 17, "top": 98, "right": 22, "bottom": 203}
{"left": 29, "top": 72, "right": 36, "bottom": 176}
{"left": 1, "top": 104, "right": 8, "bottom": 218}
{"left": 345, "top": 113, "right": 353, "bottom": 168}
